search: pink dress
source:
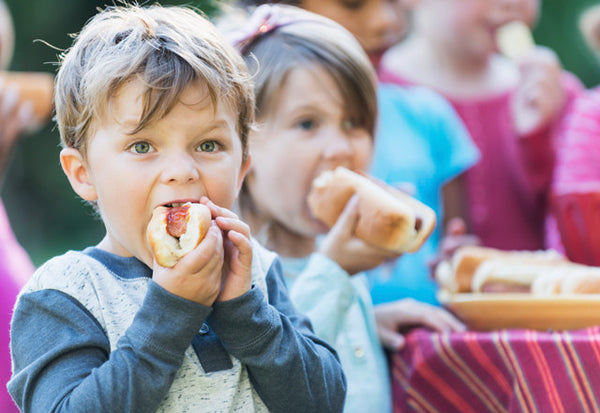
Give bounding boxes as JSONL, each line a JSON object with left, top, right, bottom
{"left": 549, "top": 87, "right": 600, "bottom": 264}
{"left": 553, "top": 87, "right": 600, "bottom": 192}
{"left": 379, "top": 69, "right": 582, "bottom": 250}
{"left": 0, "top": 199, "right": 34, "bottom": 412}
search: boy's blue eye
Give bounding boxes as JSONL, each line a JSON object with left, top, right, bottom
{"left": 199, "top": 141, "right": 217, "bottom": 152}
{"left": 131, "top": 142, "right": 153, "bottom": 154}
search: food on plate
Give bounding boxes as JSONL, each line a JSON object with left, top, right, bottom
{"left": 471, "top": 260, "right": 567, "bottom": 293}
{"left": 0, "top": 71, "right": 54, "bottom": 126}
{"left": 307, "top": 166, "right": 436, "bottom": 253}
{"left": 531, "top": 265, "right": 600, "bottom": 295}
{"left": 147, "top": 202, "right": 211, "bottom": 267}
{"left": 435, "top": 245, "right": 566, "bottom": 293}
{"left": 496, "top": 21, "right": 535, "bottom": 60}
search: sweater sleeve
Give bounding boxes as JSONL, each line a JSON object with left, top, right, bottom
{"left": 209, "top": 257, "right": 347, "bottom": 413}
{"left": 8, "top": 282, "right": 211, "bottom": 413}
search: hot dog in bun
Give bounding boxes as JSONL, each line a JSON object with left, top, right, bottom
{"left": 307, "top": 166, "right": 436, "bottom": 253}
{"left": 435, "top": 245, "right": 566, "bottom": 293}
{"left": 147, "top": 202, "right": 211, "bottom": 267}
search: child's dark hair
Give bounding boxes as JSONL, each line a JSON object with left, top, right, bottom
{"left": 236, "top": 5, "right": 378, "bottom": 136}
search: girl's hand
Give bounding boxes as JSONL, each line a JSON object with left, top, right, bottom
{"left": 512, "top": 46, "right": 566, "bottom": 136}
{"left": 201, "top": 197, "right": 253, "bottom": 302}
{"left": 374, "top": 298, "right": 466, "bottom": 351}
{"left": 152, "top": 222, "right": 225, "bottom": 306}
{"left": 318, "top": 195, "right": 400, "bottom": 275}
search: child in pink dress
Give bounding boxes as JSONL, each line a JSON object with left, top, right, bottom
{"left": 379, "top": 0, "right": 583, "bottom": 251}
{"left": 0, "top": 1, "right": 39, "bottom": 411}
{"left": 550, "top": 5, "right": 600, "bottom": 264}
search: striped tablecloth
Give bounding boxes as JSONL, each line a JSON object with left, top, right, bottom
{"left": 390, "top": 328, "right": 600, "bottom": 413}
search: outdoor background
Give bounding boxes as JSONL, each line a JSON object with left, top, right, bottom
{"left": 3, "top": 0, "right": 600, "bottom": 267}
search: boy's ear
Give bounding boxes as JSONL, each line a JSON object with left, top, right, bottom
{"left": 60, "top": 148, "right": 98, "bottom": 201}
{"left": 236, "top": 154, "right": 252, "bottom": 193}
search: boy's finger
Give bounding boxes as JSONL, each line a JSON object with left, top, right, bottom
{"left": 215, "top": 216, "right": 251, "bottom": 239}
{"left": 200, "top": 196, "right": 239, "bottom": 219}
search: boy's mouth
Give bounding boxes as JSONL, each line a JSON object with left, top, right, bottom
{"left": 162, "top": 200, "right": 199, "bottom": 208}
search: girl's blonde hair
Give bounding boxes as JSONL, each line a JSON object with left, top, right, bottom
{"left": 55, "top": 4, "right": 255, "bottom": 161}
{"left": 234, "top": 5, "right": 378, "bottom": 136}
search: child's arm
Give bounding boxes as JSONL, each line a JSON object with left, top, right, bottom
{"left": 510, "top": 49, "right": 584, "bottom": 201}
{"left": 9, "top": 281, "right": 211, "bottom": 412}
{"left": 209, "top": 256, "right": 347, "bottom": 413}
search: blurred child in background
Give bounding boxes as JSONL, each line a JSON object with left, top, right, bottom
{"left": 550, "top": 4, "right": 600, "bottom": 265}
{"left": 380, "top": 0, "right": 583, "bottom": 253}
{"left": 0, "top": 1, "right": 39, "bottom": 411}
{"left": 232, "top": 5, "right": 465, "bottom": 412}
{"left": 236, "top": 0, "right": 480, "bottom": 307}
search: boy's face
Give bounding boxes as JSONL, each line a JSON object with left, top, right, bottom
{"left": 300, "top": 0, "right": 410, "bottom": 66}
{"left": 247, "top": 64, "right": 372, "bottom": 239}
{"left": 61, "top": 79, "right": 249, "bottom": 265}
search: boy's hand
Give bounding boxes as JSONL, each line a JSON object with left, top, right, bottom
{"left": 512, "top": 46, "right": 566, "bottom": 136}
{"left": 374, "top": 299, "right": 466, "bottom": 351}
{"left": 152, "top": 222, "right": 225, "bottom": 306}
{"left": 201, "top": 197, "right": 253, "bottom": 302}
{"left": 318, "top": 195, "right": 400, "bottom": 275}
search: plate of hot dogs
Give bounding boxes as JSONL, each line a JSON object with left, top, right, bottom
{"left": 435, "top": 246, "right": 600, "bottom": 331}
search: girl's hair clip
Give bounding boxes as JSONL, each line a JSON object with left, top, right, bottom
{"left": 230, "top": 5, "right": 299, "bottom": 54}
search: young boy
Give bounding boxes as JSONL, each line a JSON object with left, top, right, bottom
{"left": 8, "top": 4, "right": 346, "bottom": 412}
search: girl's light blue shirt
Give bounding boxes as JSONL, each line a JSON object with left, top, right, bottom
{"left": 280, "top": 253, "right": 391, "bottom": 413}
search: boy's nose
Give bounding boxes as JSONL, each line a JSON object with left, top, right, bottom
{"left": 161, "top": 152, "right": 200, "bottom": 183}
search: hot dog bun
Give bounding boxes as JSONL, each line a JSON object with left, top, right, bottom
{"left": 307, "top": 166, "right": 436, "bottom": 253}
{"left": 531, "top": 265, "right": 600, "bottom": 295}
{"left": 0, "top": 71, "right": 54, "bottom": 127}
{"left": 147, "top": 202, "right": 211, "bottom": 267}
{"left": 437, "top": 245, "right": 566, "bottom": 293}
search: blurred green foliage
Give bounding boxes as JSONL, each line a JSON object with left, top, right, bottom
{"left": 2, "top": 0, "right": 600, "bottom": 267}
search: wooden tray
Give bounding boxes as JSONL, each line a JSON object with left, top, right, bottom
{"left": 439, "top": 292, "right": 600, "bottom": 331}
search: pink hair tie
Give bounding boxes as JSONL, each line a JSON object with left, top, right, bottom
{"left": 229, "top": 5, "right": 299, "bottom": 54}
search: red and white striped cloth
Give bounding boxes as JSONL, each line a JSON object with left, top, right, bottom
{"left": 390, "top": 328, "right": 600, "bottom": 413}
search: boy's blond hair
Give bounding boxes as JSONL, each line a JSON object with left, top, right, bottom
{"left": 55, "top": 4, "right": 254, "bottom": 161}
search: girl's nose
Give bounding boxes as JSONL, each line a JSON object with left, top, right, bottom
{"left": 322, "top": 130, "right": 355, "bottom": 163}
{"left": 160, "top": 151, "right": 200, "bottom": 184}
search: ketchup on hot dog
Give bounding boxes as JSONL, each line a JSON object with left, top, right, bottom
{"left": 167, "top": 205, "right": 190, "bottom": 238}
